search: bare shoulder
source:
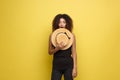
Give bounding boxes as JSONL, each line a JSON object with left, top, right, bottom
{"left": 71, "top": 32, "right": 76, "bottom": 50}
{"left": 72, "top": 32, "right": 76, "bottom": 40}
{"left": 49, "top": 33, "right": 52, "bottom": 38}
{"left": 49, "top": 33, "right": 53, "bottom": 43}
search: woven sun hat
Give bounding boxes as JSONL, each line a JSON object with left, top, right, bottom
{"left": 51, "top": 28, "right": 73, "bottom": 50}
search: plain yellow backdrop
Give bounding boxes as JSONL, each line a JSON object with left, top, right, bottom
{"left": 0, "top": 0, "right": 120, "bottom": 80}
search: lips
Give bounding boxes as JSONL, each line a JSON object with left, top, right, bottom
{"left": 59, "top": 26, "right": 65, "bottom": 28}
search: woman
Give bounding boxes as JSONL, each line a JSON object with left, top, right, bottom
{"left": 48, "top": 14, "right": 77, "bottom": 80}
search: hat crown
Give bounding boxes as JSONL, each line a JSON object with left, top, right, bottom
{"left": 56, "top": 32, "right": 69, "bottom": 46}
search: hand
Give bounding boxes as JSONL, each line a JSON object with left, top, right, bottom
{"left": 56, "top": 41, "right": 66, "bottom": 50}
{"left": 72, "top": 68, "right": 77, "bottom": 78}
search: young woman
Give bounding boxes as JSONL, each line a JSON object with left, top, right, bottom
{"left": 48, "top": 14, "right": 77, "bottom": 80}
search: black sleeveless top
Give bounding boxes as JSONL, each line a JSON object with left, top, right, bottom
{"left": 52, "top": 46, "right": 73, "bottom": 70}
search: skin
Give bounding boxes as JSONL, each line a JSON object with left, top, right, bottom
{"left": 48, "top": 18, "right": 77, "bottom": 78}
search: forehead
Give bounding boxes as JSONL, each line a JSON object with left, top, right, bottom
{"left": 59, "top": 18, "right": 66, "bottom": 21}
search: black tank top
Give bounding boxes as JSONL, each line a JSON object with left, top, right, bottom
{"left": 52, "top": 46, "right": 73, "bottom": 70}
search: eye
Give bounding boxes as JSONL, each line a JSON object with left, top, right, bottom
{"left": 63, "top": 20, "right": 66, "bottom": 23}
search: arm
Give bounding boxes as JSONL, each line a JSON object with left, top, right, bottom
{"left": 48, "top": 34, "right": 59, "bottom": 55}
{"left": 71, "top": 33, "right": 77, "bottom": 78}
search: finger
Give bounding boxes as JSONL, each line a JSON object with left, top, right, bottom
{"left": 72, "top": 73, "right": 75, "bottom": 78}
{"left": 72, "top": 73, "right": 77, "bottom": 78}
{"left": 72, "top": 75, "right": 75, "bottom": 78}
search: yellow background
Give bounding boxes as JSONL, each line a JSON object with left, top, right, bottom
{"left": 0, "top": 0, "right": 120, "bottom": 80}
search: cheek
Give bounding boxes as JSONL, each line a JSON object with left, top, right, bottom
{"left": 58, "top": 23, "right": 61, "bottom": 26}
{"left": 64, "top": 23, "right": 66, "bottom": 26}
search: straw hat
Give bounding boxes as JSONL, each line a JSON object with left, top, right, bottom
{"left": 51, "top": 28, "right": 73, "bottom": 50}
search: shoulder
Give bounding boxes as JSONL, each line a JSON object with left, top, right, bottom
{"left": 49, "top": 33, "right": 52, "bottom": 38}
{"left": 49, "top": 33, "right": 53, "bottom": 42}
{"left": 71, "top": 32, "right": 76, "bottom": 40}
{"left": 71, "top": 32, "right": 76, "bottom": 49}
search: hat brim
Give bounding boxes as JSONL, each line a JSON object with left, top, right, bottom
{"left": 51, "top": 28, "right": 73, "bottom": 50}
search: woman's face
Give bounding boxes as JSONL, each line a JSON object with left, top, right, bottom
{"left": 58, "top": 18, "right": 66, "bottom": 28}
